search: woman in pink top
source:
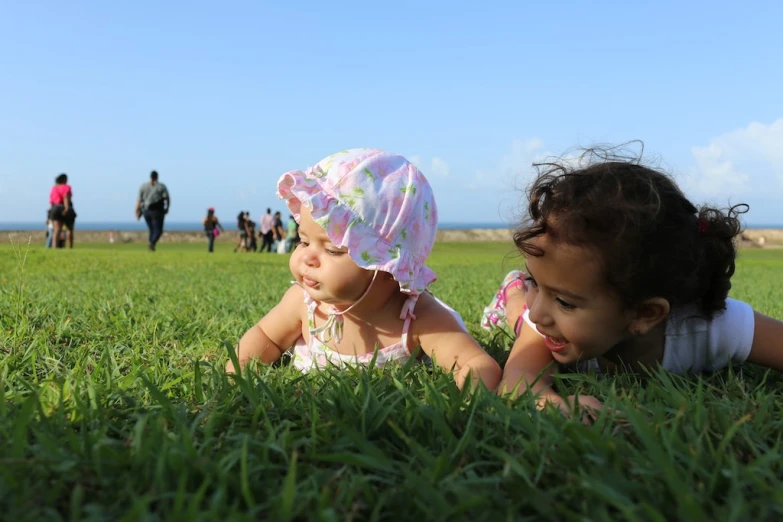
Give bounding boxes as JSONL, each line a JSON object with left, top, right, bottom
{"left": 49, "top": 173, "right": 76, "bottom": 248}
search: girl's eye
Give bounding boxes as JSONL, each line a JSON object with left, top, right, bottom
{"left": 556, "top": 297, "right": 576, "bottom": 310}
{"left": 326, "top": 249, "right": 346, "bottom": 256}
{"left": 297, "top": 241, "right": 309, "bottom": 248}
{"left": 524, "top": 276, "right": 538, "bottom": 289}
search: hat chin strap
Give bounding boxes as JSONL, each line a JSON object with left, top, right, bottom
{"left": 311, "top": 270, "right": 379, "bottom": 344}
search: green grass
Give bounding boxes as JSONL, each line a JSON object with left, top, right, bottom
{"left": 1, "top": 240, "right": 783, "bottom": 521}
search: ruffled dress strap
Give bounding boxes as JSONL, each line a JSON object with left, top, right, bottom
{"left": 399, "top": 295, "right": 419, "bottom": 351}
{"left": 300, "top": 289, "right": 320, "bottom": 332}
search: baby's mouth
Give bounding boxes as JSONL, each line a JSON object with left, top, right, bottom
{"left": 302, "top": 276, "right": 319, "bottom": 288}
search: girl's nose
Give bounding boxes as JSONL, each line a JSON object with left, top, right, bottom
{"left": 526, "top": 292, "right": 553, "bottom": 327}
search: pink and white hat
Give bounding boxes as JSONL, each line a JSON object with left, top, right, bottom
{"left": 277, "top": 148, "right": 439, "bottom": 297}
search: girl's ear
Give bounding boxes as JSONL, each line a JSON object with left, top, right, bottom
{"left": 628, "top": 297, "right": 670, "bottom": 336}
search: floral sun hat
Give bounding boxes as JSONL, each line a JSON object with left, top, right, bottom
{"left": 277, "top": 148, "right": 439, "bottom": 297}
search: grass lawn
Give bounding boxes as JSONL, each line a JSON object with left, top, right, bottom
{"left": 1, "top": 240, "right": 783, "bottom": 521}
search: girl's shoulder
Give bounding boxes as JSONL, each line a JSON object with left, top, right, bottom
{"left": 662, "top": 298, "right": 754, "bottom": 374}
{"left": 666, "top": 298, "right": 753, "bottom": 335}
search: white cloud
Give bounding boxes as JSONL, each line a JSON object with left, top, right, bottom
{"left": 430, "top": 157, "right": 450, "bottom": 177}
{"left": 686, "top": 118, "right": 783, "bottom": 198}
{"left": 472, "top": 137, "right": 553, "bottom": 193}
{"left": 498, "top": 137, "right": 547, "bottom": 177}
{"left": 407, "top": 155, "right": 449, "bottom": 178}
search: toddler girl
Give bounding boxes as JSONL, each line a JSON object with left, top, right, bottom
{"left": 490, "top": 147, "right": 783, "bottom": 410}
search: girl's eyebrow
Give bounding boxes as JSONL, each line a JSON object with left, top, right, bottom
{"left": 525, "top": 264, "right": 587, "bottom": 302}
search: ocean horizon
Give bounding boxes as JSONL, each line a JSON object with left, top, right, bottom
{"left": 0, "top": 221, "right": 518, "bottom": 232}
{"left": 2, "top": 221, "right": 782, "bottom": 232}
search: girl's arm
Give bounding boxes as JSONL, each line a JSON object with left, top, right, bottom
{"left": 226, "top": 285, "right": 304, "bottom": 373}
{"left": 64, "top": 192, "right": 71, "bottom": 213}
{"left": 746, "top": 311, "right": 783, "bottom": 371}
{"left": 498, "top": 322, "right": 560, "bottom": 400}
{"left": 500, "top": 323, "right": 605, "bottom": 416}
{"left": 414, "top": 294, "right": 502, "bottom": 391}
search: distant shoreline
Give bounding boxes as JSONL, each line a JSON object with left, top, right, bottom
{"left": 3, "top": 228, "right": 783, "bottom": 246}
{"left": 0, "top": 221, "right": 516, "bottom": 233}
{"left": 2, "top": 221, "right": 782, "bottom": 232}
{"left": 0, "top": 227, "right": 517, "bottom": 244}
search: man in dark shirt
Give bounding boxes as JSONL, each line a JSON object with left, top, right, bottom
{"left": 135, "top": 170, "right": 170, "bottom": 251}
{"left": 272, "top": 211, "right": 286, "bottom": 253}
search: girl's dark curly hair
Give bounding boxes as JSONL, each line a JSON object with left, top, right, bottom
{"left": 513, "top": 145, "right": 747, "bottom": 319}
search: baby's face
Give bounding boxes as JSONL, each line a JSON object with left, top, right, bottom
{"left": 289, "top": 206, "right": 373, "bottom": 307}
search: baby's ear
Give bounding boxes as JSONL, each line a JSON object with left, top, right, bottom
{"left": 629, "top": 298, "right": 670, "bottom": 336}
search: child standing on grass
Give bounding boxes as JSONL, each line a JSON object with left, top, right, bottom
{"left": 227, "top": 148, "right": 502, "bottom": 390}
{"left": 486, "top": 146, "right": 783, "bottom": 412}
{"left": 203, "top": 207, "right": 225, "bottom": 253}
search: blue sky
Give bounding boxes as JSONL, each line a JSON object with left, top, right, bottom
{"left": 2, "top": 1, "right": 782, "bottom": 226}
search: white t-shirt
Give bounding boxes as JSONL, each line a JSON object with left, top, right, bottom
{"left": 522, "top": 298, "right": 755, "bottom": 375}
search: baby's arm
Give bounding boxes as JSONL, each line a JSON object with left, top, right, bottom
{"left": 226, "top": 285, "right": 304, "bottom": 373}
{"left": 414, "top": 294, "right": 502, "bottom": 390}
{"left": 746, "top": 311, "right": 783, "bottom": 371}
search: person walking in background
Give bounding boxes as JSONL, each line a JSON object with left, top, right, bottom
{"left": 203, "top": 207, "right": 224, "bottom": 253}
{"left": 272, "top": 210, "right": 286, "bottom": 253}
{"left": 246, "top": 215, "right": 258, "bottom": 252}
{"left": 234, "top": 211, "right": 248, "bottom": 252}
{"left": 135, "top": 170, "right": 170, "bottom": 252}
{"left": 49, "top": 173, "right": 77, "bottom": 249}
{"left": 259, "top": 208, "right": 274, "bottom": 253}
{"left": 45, "top": 211, "right": 54, "bottom": 248}
{"left": 285, "top": 214, "right": 299, "bottom": 252}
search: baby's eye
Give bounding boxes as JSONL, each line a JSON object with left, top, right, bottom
{"left": 556, "top": 297, "right": 576, "bottom": 310}
{"left": 326, "top": 248, "right": 346, "bottom": 256}
{"left": 524, "top": 276, "right": 538, "bottom": 289}
{"left": 297, "top": 241, "right": 309, "bottom": 248}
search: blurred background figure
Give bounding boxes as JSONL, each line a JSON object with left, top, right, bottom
{"left": 49, "top": 173, "right": 76, "bottom": 249}
{"left": 235, "top": 211, "right": 248, "bottom": 252}
{"left": 135, "top": 170, "right": 170, "bottom": 252}
{"left": 285, "top": 214, "right": 299, "bottom": 252}
{"left": 271, "top": 211, "right": 286, "bottom": 253}
{"left": 246, "top": 213, "right": 258, "bottom": 252}
{"left": 259, "top": 208, "right": 274, "bottom": 253}
{"left": 203, "top": 207, "right": 225, "bottom": 253}
{"left": 45, "top": 210, "right": 54, "bottom": 248}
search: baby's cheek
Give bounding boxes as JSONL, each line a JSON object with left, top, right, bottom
{"left": 289, "top": 250, "right": 300, "bottom": 277}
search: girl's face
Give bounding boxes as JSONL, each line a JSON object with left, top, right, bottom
{"left": 290, "top": 205, "right": 373, "bottom": 307}
{"left": 524, "top": 234, "right": 636, "bottom": 364}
